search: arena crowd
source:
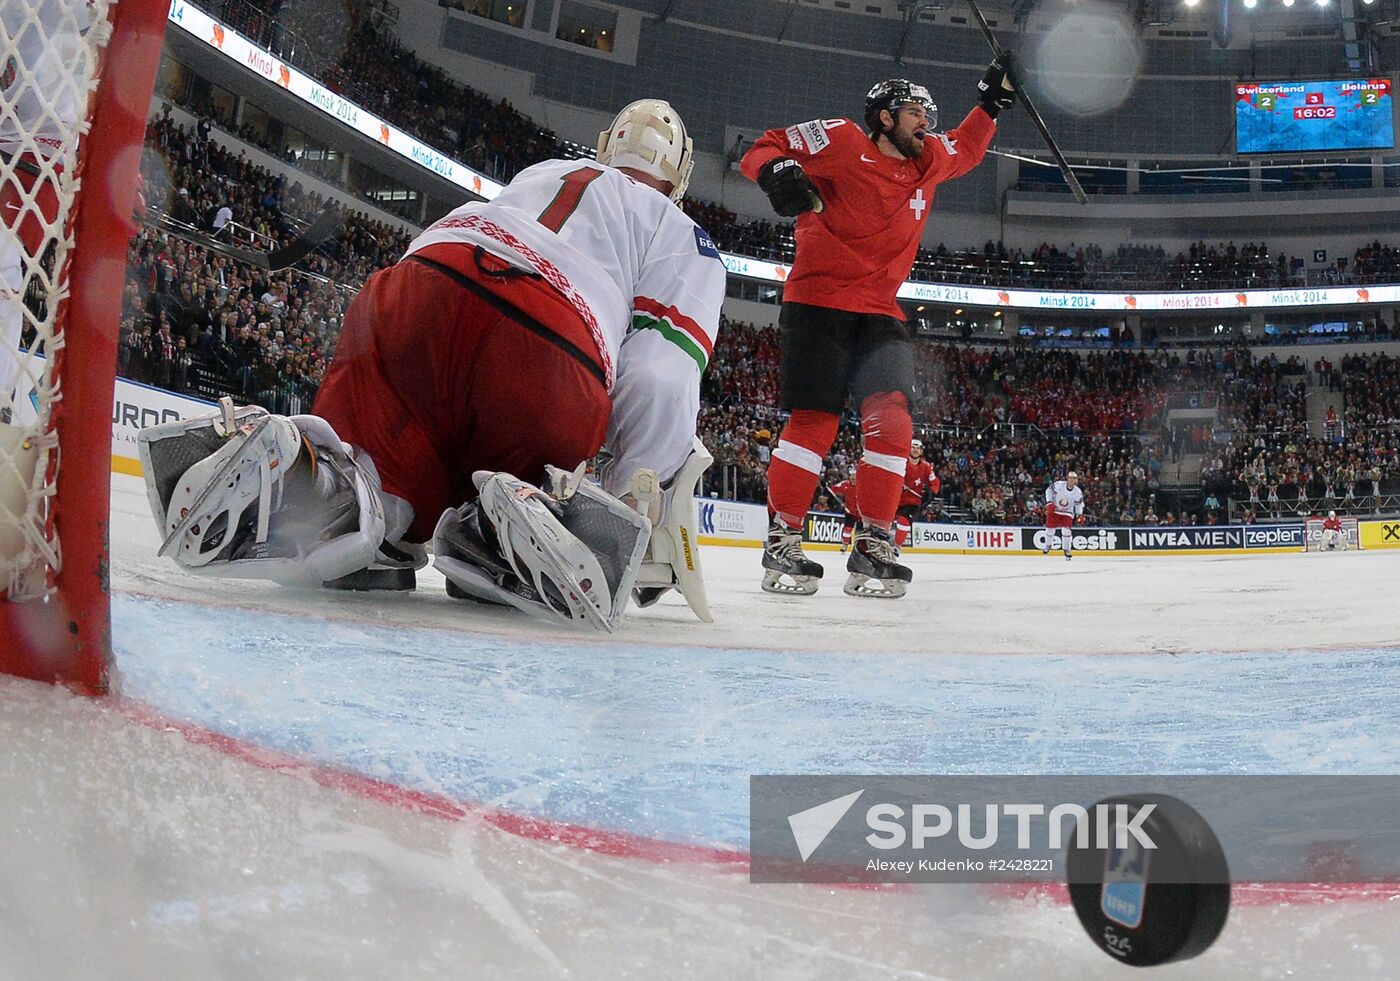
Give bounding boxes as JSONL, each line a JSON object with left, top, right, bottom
{"left": 110, "top": 0, "right": 1400, "bottom": 528}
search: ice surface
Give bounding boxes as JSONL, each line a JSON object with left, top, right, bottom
{"left": 1, "top": 473, "right": 1398, "bottom": 979}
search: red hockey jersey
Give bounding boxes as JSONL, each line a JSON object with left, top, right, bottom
{"left": 740, "top": 107, "right": 996, "bottom": 318}
{"left": 831, "top": 477, "right": 859, "bottom": 516}
{"left": 901, "top": 458, "right": 940, "bottom": 508}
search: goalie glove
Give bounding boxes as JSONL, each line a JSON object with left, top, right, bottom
{"left": 977, "top": 53, "right": 1018, "bottom": 118}
{"left": 757, "top": 158, "right": 823, "bottom": 218}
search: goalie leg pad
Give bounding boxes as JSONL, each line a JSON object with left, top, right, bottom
{"left": 433, "top": 470, "right": 650, "bottom": 632}
{"left": 139, "top": 405, "right": 389, "bottom": 586}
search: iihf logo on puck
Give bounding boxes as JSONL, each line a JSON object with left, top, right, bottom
{"left": 1066, "top": 793, "right": 1230, "bottom": 968}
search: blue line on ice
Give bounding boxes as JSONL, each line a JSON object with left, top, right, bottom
{"left": 113, "top": 594, "right": 1400, "bottom": 849}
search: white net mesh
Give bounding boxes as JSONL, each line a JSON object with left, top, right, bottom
{"left": 0, "top": 0, "right": 114, "bottom": 600}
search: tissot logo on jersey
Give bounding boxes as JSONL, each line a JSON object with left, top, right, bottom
{"left": 787, "top": 119, "right": 833, "bottom": 154}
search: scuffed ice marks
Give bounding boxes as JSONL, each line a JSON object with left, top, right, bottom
{"left": 111, "top": 593, "right": 1400, "bottom": 852}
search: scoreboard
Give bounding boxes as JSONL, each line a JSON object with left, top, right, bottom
{"left": 1235, "top": 78, "right": 1394, "bottom": 154}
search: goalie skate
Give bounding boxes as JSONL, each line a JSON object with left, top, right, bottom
{"left": 760, "top": 520, "right": 823, "bottom": 596}
{"left": 434, "top": 470, "right": 649, "bottom": 632}
{"left": 843, "top": 524, "right": 912, "bottom": 599}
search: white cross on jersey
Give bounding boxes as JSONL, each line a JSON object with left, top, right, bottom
{"left": 908, "top": 189, "right": 927, "bottom": 220}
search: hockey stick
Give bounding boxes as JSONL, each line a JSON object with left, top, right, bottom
{"left": 159, "top": 208, "right": 342, "bottom": 271}
{"left": 0, "top": 150, "right": 41, "bottom": 178}
{"left": 819, "top": 480, "right": 858, "bottom": 519}
{"left": 965, "top": 0, "right": 1088, "bottom": 205}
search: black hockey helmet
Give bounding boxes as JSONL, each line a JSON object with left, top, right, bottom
{"left": 864, "top": 79, "right": 938, "bottom": 135}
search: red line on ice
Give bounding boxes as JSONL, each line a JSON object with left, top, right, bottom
{"left": 111, "top": 699, "right": 1397, "bottom": 907}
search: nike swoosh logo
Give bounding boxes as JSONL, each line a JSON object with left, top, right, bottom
{"left": 860, "top": 154, "right": 877, "bottom": 163}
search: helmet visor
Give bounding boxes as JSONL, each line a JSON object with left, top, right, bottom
{"left": 896, "top": 84, "right": 938, "bottom": 129}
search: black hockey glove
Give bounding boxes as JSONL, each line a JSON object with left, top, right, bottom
{"left": 977, "top": 53, "right": 1019, "bottom": 119}
{"left": 757, "top": 158, "right": 823, "bottom": 218}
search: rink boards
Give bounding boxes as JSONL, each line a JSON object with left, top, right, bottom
{"left": 104, "top": 375, "right": 1398, "bottom": 557}
{"left": 693, "top": 497, "right": 1382, "bottom": 556}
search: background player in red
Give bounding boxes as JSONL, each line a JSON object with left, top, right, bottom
{"left": 899, "top": 437, "right": 940, "bottom": 525}
{"left": 742, "top": 60, "right": 1016, "bottom": 599}
{"left": 829, "top": 466, "right": 860, "bottom": 552}
{"left": 1319, "top": 509, "right": 1349, "bottom": 551}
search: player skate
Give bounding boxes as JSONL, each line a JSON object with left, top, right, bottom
{"left": 433, "top": 468, "right": 650, "bottom": 632}
{"left": 761, "top": 520, "right": 824, "bottom": 595}
{"left": 844, "top": 522, "right": 912, "bottom": 598}
{"left": 138, "top": 399, "right": 424, "bottom": 589}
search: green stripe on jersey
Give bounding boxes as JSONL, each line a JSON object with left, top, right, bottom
{"left": 632, "top": 313, "right": 708, "bottom": 373}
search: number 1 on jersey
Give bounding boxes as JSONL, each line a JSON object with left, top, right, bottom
{"left": 538, "top": 167, "right": 604, "bottom": 232}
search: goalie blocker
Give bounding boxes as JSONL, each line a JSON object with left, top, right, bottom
{"left": 138, "top": 404, "right": 715, "bottom": 630}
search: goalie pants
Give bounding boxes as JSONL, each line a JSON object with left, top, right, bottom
{"left": 312, "top": 242, "right": 611, "bottom": 543}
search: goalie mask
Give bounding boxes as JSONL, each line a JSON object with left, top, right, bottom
{"left": 597, "top": 99, "right": 694, "bottom": 203}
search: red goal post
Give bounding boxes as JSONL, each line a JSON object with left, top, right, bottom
{"left": 0, "top": 0, "right": 168, "bottom": 694}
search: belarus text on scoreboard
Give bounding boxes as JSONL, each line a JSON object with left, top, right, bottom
{"left": 1235, "top": 78, "right": 1394, "bottom": 154}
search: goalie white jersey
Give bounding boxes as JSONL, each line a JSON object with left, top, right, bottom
{"left": 405, "top": 159, "right": 726, "bottom": 497}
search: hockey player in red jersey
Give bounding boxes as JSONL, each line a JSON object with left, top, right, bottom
{"left": 829, "top": 467, "right": 860, "bottom": 552}
{"left": 742, "top": 61, "right": 1015, "bottom": 599}
{"left": 899, "top": 438, "right": 940, "bottom": 524}
{"left": 138, "top": 100, "right": 725, "bottom": 631}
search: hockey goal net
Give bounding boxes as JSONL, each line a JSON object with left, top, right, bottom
{"left": 1303, "top": 515, "right": 1362, "bottom": 552}
{"left": 0, "top": 0, "right": 166, "bottom": 693}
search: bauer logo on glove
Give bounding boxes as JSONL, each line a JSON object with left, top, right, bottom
{"left": 757, "top": 158, "right": 824, "bottom": 217}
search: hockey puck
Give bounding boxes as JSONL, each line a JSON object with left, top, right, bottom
{"left": 1065, "top": 793, "right": 1230, "bottom": 967}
